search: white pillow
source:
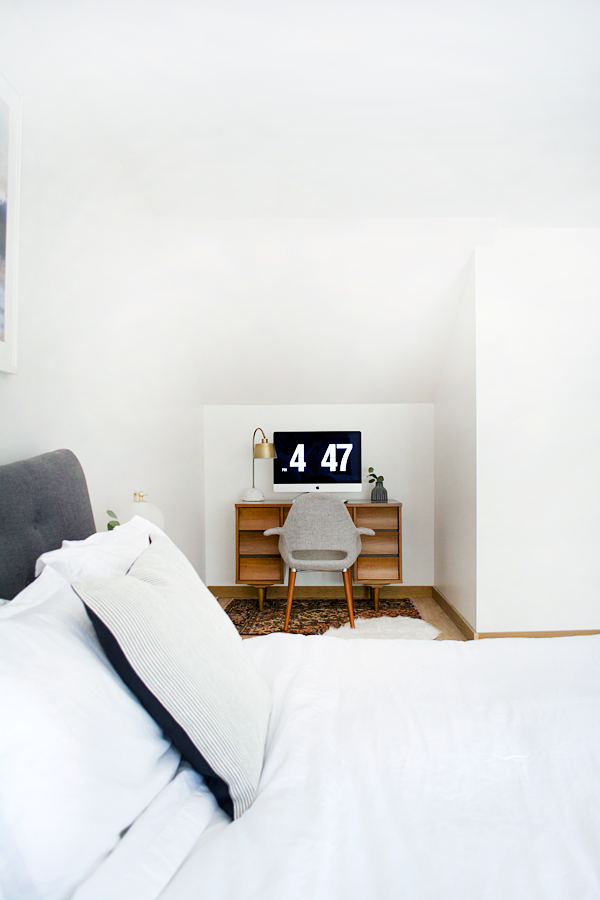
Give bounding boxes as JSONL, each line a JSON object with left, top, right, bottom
{"left": 74, "top": 532, "right": 272, "bottom": 820}
{"left": 35, "top": 516, "right": 158, "bottom": 583}
{"left": 0, "top": 570, "right": 180, "bottom": 900}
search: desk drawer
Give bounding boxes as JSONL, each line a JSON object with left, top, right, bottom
{"left": 239, "top": 532, "right": 280, "bottom": 556}
{"left": 354, "top": 556, "right": 401, "bottom": 582}
{"left": 238, "top": 507, "right": 281, "bottom": 531}
{"left": 359, "top": 532, "right": 399, "bottom": 555}
{"left": 354, "top": 506, "right": 399, "bottom": 530}
{"left": 239, "top": 557, "right": 282, "bottom": 583}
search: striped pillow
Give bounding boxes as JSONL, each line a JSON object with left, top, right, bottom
{"left": 73, "top": 533, "right": 271, "bottom": 819}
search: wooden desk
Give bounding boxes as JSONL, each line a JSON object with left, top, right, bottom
{"left": 235, "top": 501, "right": 402, "bottom": 611}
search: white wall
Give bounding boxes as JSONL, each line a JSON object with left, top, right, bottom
{"left": 128, "top": 217, "right": 492, "bottom": 407}
{"left": 475, "top": 229, "right": 600, "bottom": 632}
{"left": 204, "top": 404, "right": 434, "bottom": 587}
{"left": 0, "top": 2, "right": 206, "bottom": 573}
{"left": 434, "top": 257, "right": 477, "bottom": 628}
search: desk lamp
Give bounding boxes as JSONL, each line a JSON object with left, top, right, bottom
{"left": 242, "top": 428, "right": 276, "bottom": 502}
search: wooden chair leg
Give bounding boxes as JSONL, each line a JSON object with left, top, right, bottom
{"left": 342, "top": 568, "right": 355, "bottom": 628}
{"left": 284, "top": 569, "right": 296, "bottom": 632}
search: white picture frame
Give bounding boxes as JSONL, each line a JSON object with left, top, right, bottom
{"left": 0, "top": 74, "right": 21, "bottom": 374}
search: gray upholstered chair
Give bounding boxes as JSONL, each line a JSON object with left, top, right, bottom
{"left": 264, "top": 493, "right": 375, "bottom": 632}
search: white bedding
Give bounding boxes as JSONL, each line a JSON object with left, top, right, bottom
{"left": 80, "top": 632, "right": 600, "bottom": 900}
{"left": 71, "top": 768, "right": 220, "bottom": 900}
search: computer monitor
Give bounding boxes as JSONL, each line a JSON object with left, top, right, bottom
{"left": 272, "top": 431, "right": 362, "bottom": 493}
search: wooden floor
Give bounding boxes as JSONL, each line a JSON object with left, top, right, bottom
{"left": 411, "top": 596, "right": 467, "bottom": 641}
{"left": 219, "top": 595, "right": 467, "bottom": 641}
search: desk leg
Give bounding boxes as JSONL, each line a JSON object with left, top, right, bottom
{"left": 372, "top": 586, "right": 380, "bottom": 612}
{"left": 257, "top": 586, "right": 266, "bottom": 612}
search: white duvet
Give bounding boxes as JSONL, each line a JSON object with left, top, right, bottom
{"left": 79, "top": 632, "right": 600, "bottom": 900}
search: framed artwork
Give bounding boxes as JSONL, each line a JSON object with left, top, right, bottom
{"left": 0, "top": 74, "right": 21, "bottom": 374}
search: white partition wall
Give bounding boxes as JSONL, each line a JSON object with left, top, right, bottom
{"left": 434, "top": 258, "right": 477, "bottom": 630}
{"left": 475, "top": 229, "right": 600, "bottom": 633}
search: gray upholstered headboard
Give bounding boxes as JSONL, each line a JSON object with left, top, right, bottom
{"left": 0, "top": 449, "right": 96, "bottom": 600}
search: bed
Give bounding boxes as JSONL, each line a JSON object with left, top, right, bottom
{"left": 1, "top": 450, "right": 600, "bottom": 900}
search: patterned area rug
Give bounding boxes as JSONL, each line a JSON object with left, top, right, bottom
{"left": 225, "top": 597, "right": 424, "bottom": 637}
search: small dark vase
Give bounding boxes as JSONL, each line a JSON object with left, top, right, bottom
{"left": 370, "top": 482, "right": 388, "bottom": 503}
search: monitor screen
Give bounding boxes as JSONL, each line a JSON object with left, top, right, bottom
{"left": 273, "top": 431, "right": 362, "bottom": 493}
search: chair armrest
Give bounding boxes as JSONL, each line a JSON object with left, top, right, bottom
{"left": 356, "top": 527, "right": 376, "bottom": 537}
{"left": 263, "top": 527, "right": 284, "bottom": 537}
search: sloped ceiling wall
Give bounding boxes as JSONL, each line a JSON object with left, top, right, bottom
{"left": 7, "top": 0, "right": 598, "bottom": 405}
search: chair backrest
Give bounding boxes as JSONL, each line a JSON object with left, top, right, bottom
{"left": 280, "top": 493, "right": 358, "bottom": 552}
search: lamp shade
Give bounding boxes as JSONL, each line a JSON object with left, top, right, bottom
{"left": 254, "top": 440, "right": 276, "bottom": 459}
{"left": 123, "top": 492, "right": 165, "bottom": 530}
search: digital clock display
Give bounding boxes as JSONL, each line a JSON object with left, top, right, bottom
{"left": 273, "top": 431, "right": 361, "bottom": 487}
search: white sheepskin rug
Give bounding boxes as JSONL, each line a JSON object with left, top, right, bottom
{"left": 322, "top": 615, "right": 440, "bottom": 641}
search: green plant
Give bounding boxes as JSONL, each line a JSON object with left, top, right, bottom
{"left": 107, "top": 509, "right": 120, "bottom": 531}
{"left": 368, "top": 467, "right": 384, "bottom": 485}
